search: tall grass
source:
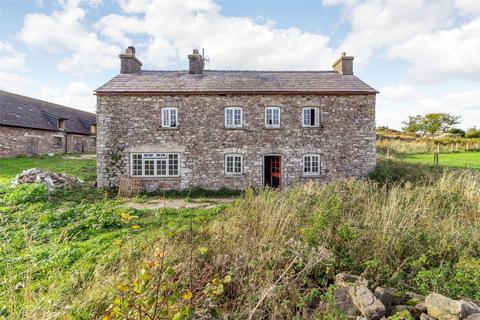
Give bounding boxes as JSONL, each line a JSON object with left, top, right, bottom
{"left": 107, "top": 165, "right": 480, "bottom": 319}
{"left": 377, "top": 138, "right": 480, "bottom": 155}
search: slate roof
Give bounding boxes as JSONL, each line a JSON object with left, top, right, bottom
{"left": 95, "top": 70, "right": 378, "bottom": 94}
{"left": 0, "top": 90, "right": 96, "bottom": 135}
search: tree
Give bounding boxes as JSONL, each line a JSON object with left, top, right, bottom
{"left": 402, "top": 115, "right": 424, "bottom": 134}
{"left": 466, "top": 127, "right": 480, "bottom": 139}
{"left": 401, "top": 113, "right": 461, "bottom": 135}
{"left": 448, "top": 128, "right": 466, "bottom": 137}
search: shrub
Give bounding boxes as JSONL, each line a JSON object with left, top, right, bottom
{"left": 466, "top": 127, "right": 480, "bottom": 138}
{"left": 2, "top": 183, "right": 48, "bottom": 205}
{"left": 448, "top": 128, "right": 466, "bottom": 137}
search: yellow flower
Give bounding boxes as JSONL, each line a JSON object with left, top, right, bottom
{"left": 114, "top": 239, "right": 122, "bottom": 246}
{"left": 182, "top": 290, "right": 193, "bottom": 300}
{"left": 131, "top": 225, "right": 141, "bottom": 229}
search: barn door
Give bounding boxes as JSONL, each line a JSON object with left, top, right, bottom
{"left": 264, "top": 156, "right": 281, "bottom": 188}
{"left": 26, "top": 137, "right": 39, "bottom": 155}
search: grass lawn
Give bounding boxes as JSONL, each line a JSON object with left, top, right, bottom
{"left": 0, "top": 154, "right": 96, "bottom": 183}
{"left": 401, "top": 151, "right": 480, "bottom": 170}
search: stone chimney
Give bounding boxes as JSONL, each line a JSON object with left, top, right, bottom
{"left": 188, "top": 49, "right": 205, "bottom": 74}
{"left": 332, "top": 52, "right": 354, "bottom": 75}
{"left": 120, "top": 46, "right": 142, "bottom": 74}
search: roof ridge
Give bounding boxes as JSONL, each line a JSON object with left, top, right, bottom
{"left": 0, "top": 90, "right": 95, "bottom": 117}
{"left": 137, "top": 70, "right": 338, "bottom": 73}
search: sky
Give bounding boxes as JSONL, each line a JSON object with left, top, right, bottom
{"left": 0, "top": 0, "right": 479, "bottom": 130}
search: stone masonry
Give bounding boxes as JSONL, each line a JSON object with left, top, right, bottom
{"left": 96, "top": 93, "right": 376, "bottom": 190}
{"left": 0, "top": 125, "right": 96, "bottom": 157}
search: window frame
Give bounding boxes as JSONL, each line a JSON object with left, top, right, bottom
{"left": 161, "top": 107, "right": 179, "bottom": 128}
{"left": 302, "top": 107, "right": 321, "bottom": 128}
{"left": 265, "top": 106, "right": 281, "bottom": 128}
{"left": 224, "top": 154, "right": 244, "bottom": 176}
{"left": 130, "top": 153, "right": 180, "bottom": 178}
{"left": 303, "top": 154, "right": 321, "bottom": 176}
{"left": 224, "top": 107, "right": 243, "bottom": 128}
{"left": 53, "top": 136, "right": 63, "bottom": 148}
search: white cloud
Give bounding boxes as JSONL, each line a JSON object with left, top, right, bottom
{"left": 0, "top": 41, "right": 27, "bottom": 71}
{"left": 377, "top": 85, "right": 480, "bottom": 130}
{"left": 330, "top": 0, "right": 455, "bottom": 63}
{"left": 454, "top": 0, "right": 480, "bottom": 16}
{"left": 19, "top": 0, "right": 119, "bottom": 74}
{"left": 0, "top": 71, "right": 33, "bottom": 94}
{"left": 39, "top": 81, "right": 96, "bottom": 113}
{"left": 388, "top": 18, "right": 480, "bottom": 82}
{"left": 95, "top": 0, "right": 337, "bottom": 70}
{"left": 324, "top": 0, "right": 480, "bottom": 83}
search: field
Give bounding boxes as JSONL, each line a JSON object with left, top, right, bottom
{"left": 1, "top": 153, "right": 480, "bottom": 319}
{"left": 402, "top": 151, "right": 480, "bottom": 169}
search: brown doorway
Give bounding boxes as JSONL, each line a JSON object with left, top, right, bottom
{"left": 264, "top": 155, "right": 282, "bottom": 188}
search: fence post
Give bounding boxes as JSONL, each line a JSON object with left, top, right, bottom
{"left": 434, "top": 152, "right": 439, "bottom": 166}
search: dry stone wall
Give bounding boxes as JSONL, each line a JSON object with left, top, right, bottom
{"left": 0, "top": 125, "right": 95, "bottom": 157}
{"left": 96, "top": 94, "right": 376, "bottom": 190}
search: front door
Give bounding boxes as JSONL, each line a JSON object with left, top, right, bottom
{"left": 264, "top": 156, "right": 281, "bottom": 188}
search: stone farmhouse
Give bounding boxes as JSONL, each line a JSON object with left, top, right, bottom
{"left": 0, "top": 90, "right": 96, "bottom": 157}
{"left": 96, "top": 47, "right": 377, "bottom": 190}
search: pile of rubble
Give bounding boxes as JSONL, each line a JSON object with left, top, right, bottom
{"left": 11, "top": 168, "right": 83, "bottom": 191}
{"left": 333, "top": 272, "right": 480, "bottom": 320}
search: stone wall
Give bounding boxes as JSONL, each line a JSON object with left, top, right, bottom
{"left": 96, "top": 94, "right": 376, "bottom": 189}
{"left": 0, "top": 125, "right": 96, "bottom": 157}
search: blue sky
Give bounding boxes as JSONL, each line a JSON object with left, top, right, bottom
{"left": 0, "top": 0, "right": 479, "bottom": 130}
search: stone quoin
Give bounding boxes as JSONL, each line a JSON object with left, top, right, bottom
{"left": 95, "top": 48, "right": 378, "bottom": 190}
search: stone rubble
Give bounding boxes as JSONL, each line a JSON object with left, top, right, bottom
{"left": 11, "top": 168, "right": 83, "bottom": 191}
{"left": 333, "top": 273, "right": 480, "bottom": 320}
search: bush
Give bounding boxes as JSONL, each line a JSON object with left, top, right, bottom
{"left": 448, "top": 128, "right": 466, "bottom": 137}
{"left": 2, "top": 183, "right": 48, "bottom": 205}
{"left": 466, "top": 127, "right": 480, "bottom": 138}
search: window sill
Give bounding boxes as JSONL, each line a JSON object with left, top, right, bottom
{"left": 301, "top": 174, "right": 321, "bottom": 178}
{"left": 224, "top": 126, "right": 244, "bottom": 130}
{"left": 159, "top": 127, "right": 180, "bottom": 130}
{"left": 225, "top": 173, "right": 245, "bottom": 178}
{"left": 130, "top": 176, "right": 181, "bottom": 180}
{"left": 264, "top": 126, "right": 282, "bottom": 130}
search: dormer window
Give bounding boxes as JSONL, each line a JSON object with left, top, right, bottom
{"left": 58, "top": 119, "right": 65, "bottom": 130}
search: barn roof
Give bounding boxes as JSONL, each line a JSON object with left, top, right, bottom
{"left": 0, "top": 90, "right": 96, "bottom": 135}
{"left": 95, "top": 70, "right": 378, "bottom": 95}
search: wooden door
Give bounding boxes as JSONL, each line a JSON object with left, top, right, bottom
{"left": 26, "top": 137, "right": 39, "bottom": 155}
{"left": 264, "top": 156, "right": 281, "bottom": 188}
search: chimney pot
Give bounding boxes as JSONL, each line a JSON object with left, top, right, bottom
{"left": 188, "top": 48, "right": 205, "bottom": 74}
{"left": 333, "top": 52, "right": 354, "bottom": 75}
{"left": 119, "top": 46, "right": 142, "bottom": 74}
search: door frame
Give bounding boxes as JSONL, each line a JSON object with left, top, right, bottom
{"left": 262, "top": 154, "right": 283, "bottom": 188}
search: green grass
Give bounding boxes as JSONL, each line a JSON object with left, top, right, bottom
{"left": 401, "top": 151, "right": 480, "bottom": 170}
{"left": 0, "top": 184, "right": 225, "bottom": 319}
{"left": 0, "top": 154, "right": 96, "bottom": 184}
{"left": 1, "top": 154, "right": 480, "bottom": 319}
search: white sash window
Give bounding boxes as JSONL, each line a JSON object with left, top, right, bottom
{"left": 162, "top": 108, "right": 178, "bottom": 128}
{"left": 303, "top": 154, "right": 320, "bottom": 176}
{"left": 302, "top": 107, "right": 320, "bottom": 127}
{"left": 225, "top": 107, "right": 243, "bottom": 128}
{"left": 265, "top": 107, "right": 281, "bottom": 128}
{"left": 225, "top": 154, "right": 243, "bottom": 175}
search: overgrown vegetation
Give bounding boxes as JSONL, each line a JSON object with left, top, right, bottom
{"left": 0, "top": 154, "right": 96, "bottom": 184}
{"left": 1, "top": 155, "right": 479, "bottom": 319}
